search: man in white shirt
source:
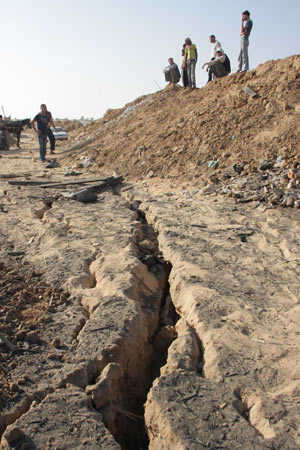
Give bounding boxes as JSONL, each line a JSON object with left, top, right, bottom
{"left": 207, "top": 35, "right": 221, "bottom": 82}
{"left": 202, "top": 48, "right": 231, "bottom": 78}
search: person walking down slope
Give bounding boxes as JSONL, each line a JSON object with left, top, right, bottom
{"left": 237, "top": 10, "right": 253, "bottom": 72}
{"left": 208, "top": 35, "right": 222, "bottom": 82}
{"left": 31, "top": 104, "right": 56, "bottom": 162}
{"left": 184, "top": 38, "right": 198, "bottom": 88}
{"left": 163, "top": 58, "right": 181, "bottom": 85}
{"left": 202, "top": 48, "right": 231, "bottom": 78}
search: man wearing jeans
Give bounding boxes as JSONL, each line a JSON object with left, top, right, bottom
{"left": 31, "top": 104, "right": 56, "bottom": 162}
{"left": 237, "top": 10, "right": 253, "bottom": 72}
{"left": 184, "top": 37, "right": 198, "bottom": 88}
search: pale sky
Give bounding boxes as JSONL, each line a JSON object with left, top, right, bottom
{"left": 1, "top": 0, "right": 299, "bottom": 120}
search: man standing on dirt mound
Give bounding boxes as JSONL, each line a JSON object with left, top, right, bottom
{"left": 184, "top": 37, "right": 198, "bottom": 88}
{"left": 31, "top": 104, "right": 56, "bottom": 162}
{"left": 237, "top": 10, "right": 253, "bottom": 72}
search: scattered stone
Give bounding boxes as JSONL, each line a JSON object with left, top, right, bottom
{"left": 285, "top": 197, "right": 295, "bottom": 207}
{"left": 146, "top": 170, "right": 154, "bottom": 179}
{"left": 201, "top": 185, "right": 217, "bottom": 195}
{"left": 233, "top": 164, "right": 244, "bottom": 174}
{"left": 64, "top": 171, "right": 79, "bottom": 177}
{"left": 259, "top": 161, "right": 273, "bottom": 171}
{"left": 15, "top": 330, "right": 26, "bottom": 341}
{"left": 63, "top": 189, "right": 98, "bottom": 203}
{"left": 50, "top": 337, "right": 61, "bottom": 348}
{"left": 25, "top": 331, "right": 39, "bottom": 344}
{"left": 209, "top": 174, "right": 220, "bottom": 184}
{"left": 45, "top": 160, "right": 59, "bottom": 169}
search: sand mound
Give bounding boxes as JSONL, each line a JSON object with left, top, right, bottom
{"left": 61, "top": 55, "right": 300, "bottom": 182}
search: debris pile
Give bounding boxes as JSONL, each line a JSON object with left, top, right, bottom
{"left": 59, "top": 55, "right": 300, "bottom": 186}
{"left": 205, "top": 157, "right": 300, "bottom": 209}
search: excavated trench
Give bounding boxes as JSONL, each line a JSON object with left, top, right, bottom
{"left": 111, "top": 266, "right": 177, "bottom": 449}
{"left": 94, "top": 203, "right": 180, "bottom": 450}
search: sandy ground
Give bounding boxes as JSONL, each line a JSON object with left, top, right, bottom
{"left": 0, "top": 132, "right": 300, "bottom": 449}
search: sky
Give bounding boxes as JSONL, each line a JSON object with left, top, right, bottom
{"left": 1, "top": 0, "right": 300, "bottom": 120}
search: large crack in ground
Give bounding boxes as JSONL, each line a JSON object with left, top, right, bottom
{"left": 88, "top": 202, "right": 181, "bottom": 450}
{"left": 1, "top": 186, "right": 285, "bottom": 449}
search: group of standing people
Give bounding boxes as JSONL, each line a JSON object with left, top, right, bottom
{"left": 163, "top": 10, "right": 253, "bottom": 89}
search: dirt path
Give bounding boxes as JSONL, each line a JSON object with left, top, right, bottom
{"left": 0, "top": 137, "right": 299, "bottom": 449}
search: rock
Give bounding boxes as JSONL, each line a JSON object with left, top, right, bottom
{"left": 146, "top": 170, "right": 154, "bottom": 179}
{"left": 15, "top": 330, "right": 26, "bottom": 341}
{"left": 25, "top": 331, "right": 39, "bottom": 344}
{"left": 45, "top": 160, "right": 59, "bottom": 169}
{"left": 285, "top": 197, "right": 295, "bottom": 207}
{"left": 209, "top": 175, "right": 220, "bottom": 184}
{"left": 51, "top": 337, "right": 61, "bottom": 348}
{"left": 259, "top": 161, "right": 273, "bottom": 171}
{"left": 233, "top": 164, "right": 244, "bottom": 174}
{"left": 63, "top": 189, "right": 98, "bottom": 203}
{"left": 9, "top": 382, "right": 18, "bottom": 392}
{"left": 3, "top": 427, "right": 26, "bottom": 445}
{"left": 201, "top": 185, "right": 217, "bottom": 195}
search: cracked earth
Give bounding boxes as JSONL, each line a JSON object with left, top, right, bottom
{"left": 0, "top": 133, "right": 300, "bottom": 449}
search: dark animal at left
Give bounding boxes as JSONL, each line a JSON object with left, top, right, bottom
{"left": 6, "top": 119, "right": 32, "bottom": 148}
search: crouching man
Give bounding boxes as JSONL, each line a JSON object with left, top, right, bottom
{"left": 163, "top": 58, "right": 181, "bottom": 85}
{"left": 202, "top": 49, "right": 231, "bottom": 79}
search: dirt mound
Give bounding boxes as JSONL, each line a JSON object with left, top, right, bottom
{"left": 61, "top": 55, "right": 300, "bottom": 184}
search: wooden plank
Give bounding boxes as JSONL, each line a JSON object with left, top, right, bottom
{"left": 8, "top": 177, "right": 113, "bottom": 187}
{"left": 38, "top": 176, "right": 121, "bottom": 189}
{"left": 8, "top": 180, "right": 58, "bottom": 186}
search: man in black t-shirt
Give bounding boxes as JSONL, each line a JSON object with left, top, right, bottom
{"left": 31, "top": 104, "right": 56, "bottom": 162}
{"left": 237, "top": 10, "right": 253, "bottom": 72}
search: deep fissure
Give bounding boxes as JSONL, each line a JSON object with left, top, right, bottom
{"left": 95, "top": 203, "right": 180, "bottom": 450}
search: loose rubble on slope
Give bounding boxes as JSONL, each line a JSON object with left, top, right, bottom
{"left": 60, "top": 55, "right": 300, "bottom": 188}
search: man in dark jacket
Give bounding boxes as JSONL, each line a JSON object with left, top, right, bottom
{"left": 163, "top": 58, "right": 181, "bottom": 85}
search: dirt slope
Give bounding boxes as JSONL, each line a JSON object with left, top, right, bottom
{"left": 61, "top": 55, "right": 300, "bottom": 182}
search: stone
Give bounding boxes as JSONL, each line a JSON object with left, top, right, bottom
{"left": 15, "top": 330, "right": 26, "bottom": 341}
{"left": 285, "top": 197, "right": 295, "bottom": 207}
{"left": 259, "top": 161, "right": 273, "bottom": 171}
{"left": 51, "top": 337, "right": 61, "bottom": 348}
{"left": 201, "top": 185, "right": 217, "bottom": 195}
{"left": 25, "top": 331, "right": 39, "bottom": 344}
